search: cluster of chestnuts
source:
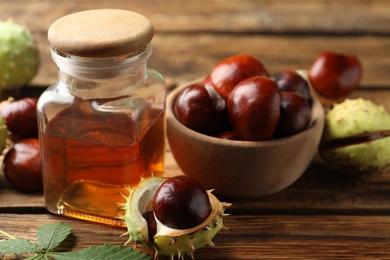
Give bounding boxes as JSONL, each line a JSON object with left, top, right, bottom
{"left": 173, "top": 51, "right": 363, "bottom": 141}
{"left": 0, "top": 97, "right": 42, "bottom": 192}
{"left": 173, "top": 51, "right": 390, "bottom": 178}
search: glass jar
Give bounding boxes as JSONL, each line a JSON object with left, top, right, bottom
{"left": 37, "top": 9, "right": 166, "bottom": 227}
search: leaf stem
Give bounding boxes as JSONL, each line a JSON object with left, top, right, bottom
{"left": 0, "top": 229, "right": 16, "bottom": 240}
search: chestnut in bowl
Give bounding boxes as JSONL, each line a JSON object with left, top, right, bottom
{"left": 166, "top": 78, "right": 325, "bottom": 198}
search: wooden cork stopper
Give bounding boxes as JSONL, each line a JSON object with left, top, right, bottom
{"left": 48, "top": 9, "right": 154, "bottom": 57}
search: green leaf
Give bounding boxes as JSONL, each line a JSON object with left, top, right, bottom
{"left": 0, "top": 238, "right": 41, "bottom": 254}
{"left": 1, "top": 223, "right": 152, "bottom": 260}
{"left": 37, "top": 223, "right": 72, "bottom": 251}
{"left": 25, "top": 255, "right": 45, "bottom": 260}
{"left": 49, "top": 244, "right": 152, "bottom": 260}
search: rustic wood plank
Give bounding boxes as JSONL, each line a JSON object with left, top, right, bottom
{"left": 0, "top": 178, "right": 44, "bottom": 210}
{"left": 1, "top": 0, "right": 389, "bottom": 34}
{"left": 1, "top": 214, "right": 390, "bottom": 259}
{"left": 226, "top": 156, "right": 390, "bottom": 215}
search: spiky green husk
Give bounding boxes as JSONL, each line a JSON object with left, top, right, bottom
{"left": 322, "top": 98, "right": 390, "bottom": 142}
{"left": 0, "top": 116, "right": 8, "bottom": 152}
{"left": 321, "top": 137, "right": 390, "bottom": 175}
{"left": 320, "top": 98, "right": 390, "bottom": 175}
{"left": 0, "top": 20, "right": 40, "bottom": 89}
{"left": 121, "top": 177, "right": 167, "bottom": 247}
{"left": 153, "top": 196, "right": 230, "bottom": 260}
{"left": 121, "top": 177, "right": 230, "bottom": 260}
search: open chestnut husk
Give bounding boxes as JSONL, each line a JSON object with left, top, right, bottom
{"left": 121, "top": 176, "right": 231, "bottom": 259}
{"left": 319, "top": 98, "right": 390, "bottom": 177}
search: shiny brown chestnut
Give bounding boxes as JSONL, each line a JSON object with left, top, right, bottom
{"left": 227, "top": 76, "right": 281, "bottom": 141}
{"left": 308, "top": 51, "right": 362, "bottom": 99}
{"left": 173, "top": 83, "right": 228, "bottom": 135}
{"left": 153, "top": 175, "right": 211, "bottom": 229}
{"left": 274, "top": 92, "right": 312, "bottom": 138}
{"left": 209, "top": 54, "right": 269, "bottom": 99}
{"left": 2, "top": 138, "right": 42, "bottom": 192}
{"left": 0, "top": 97, "right": 38, "bottom": 141}
{"left": 272, "top": 70, "right": 312, "bottom": 104}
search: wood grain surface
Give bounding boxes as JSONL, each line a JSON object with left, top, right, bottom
{"left": 1, "top": 213, "right": 390, "bottom": 259}
{"left": 1, "top": 0, "right": 390, "bottom": 259}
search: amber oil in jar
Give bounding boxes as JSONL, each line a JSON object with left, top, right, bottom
{"left": 37, "top": 9, "right": 166, "bottom": 227}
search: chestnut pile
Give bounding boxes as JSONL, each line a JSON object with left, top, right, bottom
{"left": 174, "top": 52, "right": 362, "bottom": 141}
{"left": 122, "top": 175, "right": 230, "bottom": 260}
{"left": 0, "top": 97, "right": 42, "bottom": 192}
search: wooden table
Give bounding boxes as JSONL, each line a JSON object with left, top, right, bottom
{"left": 1, "top": 1, "right": 390, "bottom": 259}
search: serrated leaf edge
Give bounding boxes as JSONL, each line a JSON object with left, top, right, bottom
{"left": 37, "top": 223, "right": 72, "bottom": 252}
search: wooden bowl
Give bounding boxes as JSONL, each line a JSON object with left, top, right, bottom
{"left": 166, "top": 79, "right": 325, "bottom": 198}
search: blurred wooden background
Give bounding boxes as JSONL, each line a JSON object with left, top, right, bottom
{"left": 1, "top": 0, "right": 389, "bottom": 89}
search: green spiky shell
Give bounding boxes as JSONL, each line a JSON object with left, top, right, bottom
{"left": 0, "top": 20, "right": 40, "bottom": 89}
{"left": 121, "top": 177, "right": 230, "bottom": 260}
{"left": 121, "top": 177, "right": 167, "bottom": 247}
{"left": 0, "top": 116, "right": 8, "bottom": 151}
{"left": 320, "top": 98, "right": 390, "bottom": 175}
{"left": 322, "top": 98, "right": 390, "bottom": 142}
{"left": 153, "top": 194, "right": 229, "bottom": 260}
{"left": 321, "top": 137, "right": 390, "bottom": 174}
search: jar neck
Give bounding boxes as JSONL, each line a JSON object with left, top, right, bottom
{"left": 51, "top": 44, "right": 152, "bottom": 99}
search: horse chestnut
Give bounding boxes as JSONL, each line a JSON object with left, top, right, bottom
{"left": 2, "top": 138, "right": 42, "bottom": 192}
{"left": 274, "top": 92, "right": 312, "bottom": 138}
{"left": 153, "top": 175, "right": 211, "bottom": 229}
{"left": 0, "top": 97, "right": 38, "bottom": 141}
{"left": 272, "top": 70, "right": 312, "bottom": 104}
{"left": 174, "top": 83, "right": 228, "bottom": 135}
{"left": 209, "top": 54, "right": 269, "bottom": 99}
{"left": 308, "top": 51, "right": 362, "bottom": 99}
{"left": 122, "top": 176, "right": 230, "bottom": 259}
{"left": 227, "top": 76, "right": 281, "bottom": 141}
